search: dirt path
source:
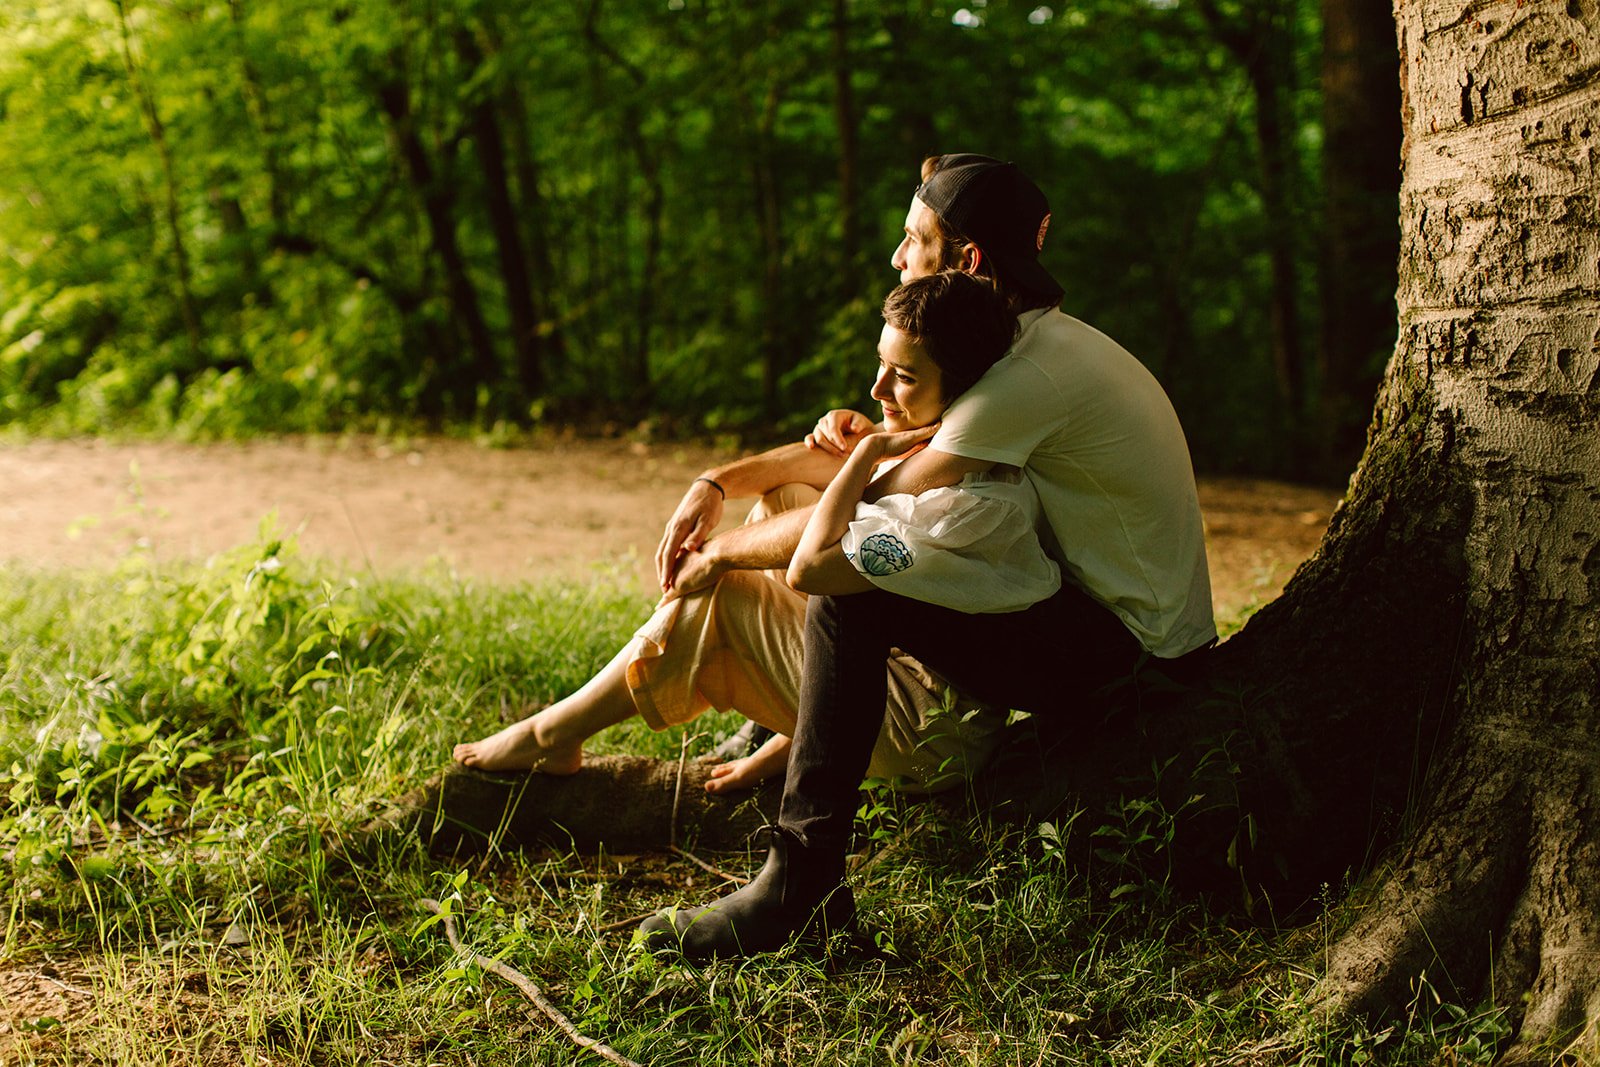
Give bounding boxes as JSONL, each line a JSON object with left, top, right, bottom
{"left": 0, "top": 435, "right": 1341, "bottom": 621}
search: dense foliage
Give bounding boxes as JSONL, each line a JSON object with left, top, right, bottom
{"left": 1, "top": 0, "right": 1376, "bottom": 474}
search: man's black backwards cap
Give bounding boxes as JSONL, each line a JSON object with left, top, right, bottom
{"left": 915, "top": 153, "right": 1064, "bottom": 306}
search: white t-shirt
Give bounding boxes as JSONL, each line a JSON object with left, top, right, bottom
{"left": 841, "top": 468, "right": 1061, "bottom": 614}
{"left": 930, "top": 307, "right": 1216, "bottom": 658}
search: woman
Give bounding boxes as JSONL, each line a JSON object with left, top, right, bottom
{"left": 453, "top": 271, "right": 1054, "bottom": 794}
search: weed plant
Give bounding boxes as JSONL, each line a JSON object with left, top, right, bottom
{"left": 0, "top": 531, "right": 1509, "bottom": 1064}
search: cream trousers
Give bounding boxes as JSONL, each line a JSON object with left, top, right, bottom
{"left": 624, "top": 484, "right": 1002, "bottom": 793}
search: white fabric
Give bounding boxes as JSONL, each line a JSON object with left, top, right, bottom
{"left": 930, "top": 307, "right": 1216, "bottom": 657}
{"left": 842, "top": 469, "right": 1061, "bottom": 614}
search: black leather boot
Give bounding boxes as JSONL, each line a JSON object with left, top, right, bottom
{"left": 639, "top": 826, "right": 853, "bottom": 958}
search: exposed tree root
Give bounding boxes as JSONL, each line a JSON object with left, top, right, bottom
{"left": 1314, "top": 654, "right": 1600, "bottom": 1060}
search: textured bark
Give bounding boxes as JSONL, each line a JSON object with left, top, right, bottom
{"left": 1303, "top": 3, "right": 1600, "bottom": 1055}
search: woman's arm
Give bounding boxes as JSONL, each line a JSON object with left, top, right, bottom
{"left": 787, "top": 426, "right": 937, "bottom": 595}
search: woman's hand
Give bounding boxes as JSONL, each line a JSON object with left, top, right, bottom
{"left": 856, "top": 423, "right": 939, "bottom": 465}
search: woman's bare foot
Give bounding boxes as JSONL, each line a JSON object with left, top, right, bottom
{"left": 452, "top": 716, "right": 584, "bottom": 774}
{"left": 704, "top": 756, "right": 773, "bottom": 794}
{"left": 703, "top": 730, "right": 792, "bottom": 793}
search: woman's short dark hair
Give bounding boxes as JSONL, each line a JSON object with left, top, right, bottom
{"left": 882, "top": 271, "right": 1017, "bottom": 401}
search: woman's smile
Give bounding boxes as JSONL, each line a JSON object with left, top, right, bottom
{"left": 871, "top": 324, "right": 947, "bottom": 433}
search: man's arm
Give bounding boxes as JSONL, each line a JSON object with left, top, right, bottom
{"left": 656, "top": 441, "right": 846, "bottom": 591}
{"left": 662, "top": 505, "right": 816, "bottom": 602}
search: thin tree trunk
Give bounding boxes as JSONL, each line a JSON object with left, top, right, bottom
{"left": 1198, "top": 0, "right": 1310, "bottom": 462}
{"left": 226, "top": 0, "right": 287, "bottom": 230}
{"left": 583, "top": 0, "right": 661, "bottom": 405}
{"left": 374, "top": 61, "right": 501, "bottom": 408}
{"left": 498, "top": 84, "right": 567, "bottom": 373}
{"left": 457, "top": 29, "right": 543, "bottom": 403}
{"left": 832, "top": 0, "right": 861, "bottom": 298}
{"left": 751, "top": 82, "right": 786, "bottom": 417}
{"left": 1316, "top": 0, "right": 1401, "bottom": 481}
{"left": 111, "top": 0, "right": 203, "bottom": 367}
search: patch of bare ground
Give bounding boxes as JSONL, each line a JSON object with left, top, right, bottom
{"left": 0, "top": 435, "right": 1339, "bottom": 623}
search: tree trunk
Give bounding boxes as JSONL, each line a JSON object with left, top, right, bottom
{"left": 750, "top": 82, "right": 787, "bottom": 418}
{"left": 1317, "top": 0, "right": 1402, "bottom": 481}
{"left": 495, "top": 62, "right": 569, "bottom": 378}
{"left": 457, "top": 30, "right": 544, "bottom": 403}
{"left": 584, "top": 0, "right": 662, "bottom": 406}
{"left": 374, "top": 61, "right": 502, "bottom": 409}
{"left": 1198, "top": 0, "right": 1312, "bottom": 464}
{"left": 1302, "top": 3, "right": 1600, "bottom": 1055}
{"left": 832, "top": 0, "right": 862, "bottom": 298}
{"left": 112, "top": 0, "right": 203, "bottom": 368}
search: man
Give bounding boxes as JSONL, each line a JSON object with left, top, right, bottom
{"left": 644, "top": 154, "right": 1216, "bottom": 956}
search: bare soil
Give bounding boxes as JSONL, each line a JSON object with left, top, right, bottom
{"left": 0, "top": 434, "right": 1341, "bottom": 623}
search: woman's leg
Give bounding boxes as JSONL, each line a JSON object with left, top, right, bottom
{"left": 451, "top": 641, "right": 640, "bottom": 773}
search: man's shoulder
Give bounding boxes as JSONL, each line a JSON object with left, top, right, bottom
{"left": 1014, "top": 308, "right": 1146, "bottom": 375}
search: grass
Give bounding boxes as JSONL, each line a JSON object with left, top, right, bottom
{"left": 0, "top": 528, "right": 1509, "bottom": 1065}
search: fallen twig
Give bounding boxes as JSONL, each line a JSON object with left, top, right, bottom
{"left": 669, "top": 845, "right": 750, "bottom": 887}
{"left": 38, "top": 972, "right": 96, "bottom": 998}
{"left": 419, "top": 898, "right": 643, "bottom": 1067}
{"left": 594, "top": 910, "right": 659, "bottom": 934}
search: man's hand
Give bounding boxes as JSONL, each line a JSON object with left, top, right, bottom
{"left": 659, "top": 544, "right": 726, "bottom": 604}
{"left": 804, "top": 409, "right": 878, "bottom": 458}
{"left": 656, "top": 478, "right": 725, "bottom": 591}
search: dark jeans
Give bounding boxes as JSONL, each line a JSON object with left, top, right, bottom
{"left": 779, "top": 583, "right": 1144, "bottom": 852}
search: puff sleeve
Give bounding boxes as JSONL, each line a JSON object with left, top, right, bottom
{"left": 841, "top": 474, "right": 1061, "bottom": 614}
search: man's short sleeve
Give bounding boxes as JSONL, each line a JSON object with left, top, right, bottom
{"left": 931, "top": 355, "right": 1063, "bottom": 467}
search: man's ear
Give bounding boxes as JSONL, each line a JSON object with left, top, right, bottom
{"left": 956, "top": 242, "right": 983, "bottom": 274}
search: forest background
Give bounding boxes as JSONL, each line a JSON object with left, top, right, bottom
{"left": 0, "top": 0, "right": 1398, "bottom": 483}
{"left": 20, "top": 0, "right": 1596, "bottom": 1061}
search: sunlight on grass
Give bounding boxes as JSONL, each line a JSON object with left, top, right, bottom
{"left": 0, "top": 531, "right": 1502, "bottom": 1064}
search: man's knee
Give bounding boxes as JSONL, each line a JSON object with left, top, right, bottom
{"left": 747, "top": 483, "right": 821, "bottom": 524}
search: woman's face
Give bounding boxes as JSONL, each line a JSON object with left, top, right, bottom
{"left": 871, "top": 323, "right": 947, "bottom": 432}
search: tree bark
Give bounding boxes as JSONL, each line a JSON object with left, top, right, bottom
{"left": 1302, "top": 3, "right": 1600, "bottom": 1056}
{"left": 418, "top": 757, "right": 782, "bottom": 856}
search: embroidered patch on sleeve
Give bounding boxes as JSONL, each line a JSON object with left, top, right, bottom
{"left": 857, "top": 533, "right": 914, "bottom": 576}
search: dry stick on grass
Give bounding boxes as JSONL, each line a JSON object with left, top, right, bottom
{"left": 669, "top": 845, "right": 750, "bottom": 887}
{"left": 419, "top": 898, "right": 644, "bottom": 1067}
{"left": 662, "top": 729, "right": 749, "bottom": 886}
{"left": 594, "top": 910, "right": 660, "bottom": 934}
